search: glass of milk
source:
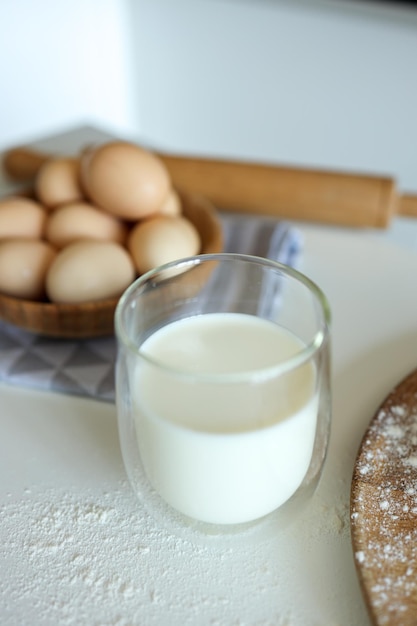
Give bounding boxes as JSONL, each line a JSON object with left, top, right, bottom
{"left": 115, "top": 253, "right": 331, "bottom": 537}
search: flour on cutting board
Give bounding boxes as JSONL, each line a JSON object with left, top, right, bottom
{"left": 0, "top": 478, "right": 348, "bottom": 626}
{"left": 351, "top": 399, "right": 417, "bottom": 622}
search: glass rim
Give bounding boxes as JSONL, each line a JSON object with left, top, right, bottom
{"left": 115, "top": 252, "right": 331, "bottom": 383}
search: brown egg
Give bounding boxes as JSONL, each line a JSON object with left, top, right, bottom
{"left": 158, "top": 188, "right": 182, "bottom": 217}
{"left": 35, "top": 157, "right": 84, "bottom": 208}
{"left": 80, "top": 141, "right": 171, "bottom": 220}
{"left": 0, "top": 196, "right": 47, "bottom": 239}
{"left": 0, "top": 239, "right": 56, "bottom": 299}
{"left": 45, "top": 201, "right": 128, "bottom": 249}
{"left": 127, "top": 215, "right": 201, "bottom": 275}
{"left": 46, "top": 240, "right": 136, "bottom": 304}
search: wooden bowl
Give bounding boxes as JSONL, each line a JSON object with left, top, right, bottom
{"left": 0, "top": 193, "right": 223, "bottom": 338}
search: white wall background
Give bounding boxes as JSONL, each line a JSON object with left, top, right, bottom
{"left": 0, "top": 0, "right": 138, "bottom": 147}
{"left": 1, "top": 0, "right": 417, "bottom": 192}
{"left": 129, "top": 0, "right": 417, "bottom": 192}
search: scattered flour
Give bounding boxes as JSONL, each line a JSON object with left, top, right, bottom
{"left": 0, "top": 471, "right": 354, "bottom": 626}
{"left": 0, "top": 479, "right": 304, "bottom": 626}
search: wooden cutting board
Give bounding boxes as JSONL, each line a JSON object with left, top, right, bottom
{"left": 351, "top": 368, "right": 417, "bottom": 626}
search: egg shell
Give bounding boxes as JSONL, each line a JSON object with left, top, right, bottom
{"left": 35, "top": 157, "right": 84, "bottom": 208}
{"left": 45, "top": 201, "right": 128, "bottom": 249}
{"left": 0, "top": 239, "right": 56, "bottom": 299}
{"left": 0, "top": 196, "right": 47, "bottom": 239}
{"left": 80, "top": 141, "right": 171, "bottom": 220}
{"left": 127, "top": 215, "right": 201, "bottom": 275}
{"left": 158, "top": 188, "right": 182, "bottom": 217}
{"left": 46, "top": 240, "right": 136, "bottom": 304}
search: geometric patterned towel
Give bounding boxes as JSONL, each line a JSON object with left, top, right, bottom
{"left": 0, "top": 213, "right": 303, "bottom": 403}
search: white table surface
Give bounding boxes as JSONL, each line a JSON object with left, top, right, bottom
{"left": 1, "top": 127, "right": 417, "bottom": 626}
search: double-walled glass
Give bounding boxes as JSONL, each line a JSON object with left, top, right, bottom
{"left": 115, "top": 253, "right": 331, "bottom": 537}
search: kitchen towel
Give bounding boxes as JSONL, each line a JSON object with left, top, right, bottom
{"left": 0, "top": 213, "right": 303, "bottom": 403}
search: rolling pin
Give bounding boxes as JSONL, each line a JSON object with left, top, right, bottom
{"left": 3, "top": 145, "right": 416, "bottom": 228}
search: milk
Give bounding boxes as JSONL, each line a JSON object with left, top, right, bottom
{"left": 132, "top": 313, "right": 318, "bottom": 525}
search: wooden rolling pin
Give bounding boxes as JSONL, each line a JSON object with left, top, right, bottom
{"left": 3, "top": 145, "right": 417, "bottom": 228}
